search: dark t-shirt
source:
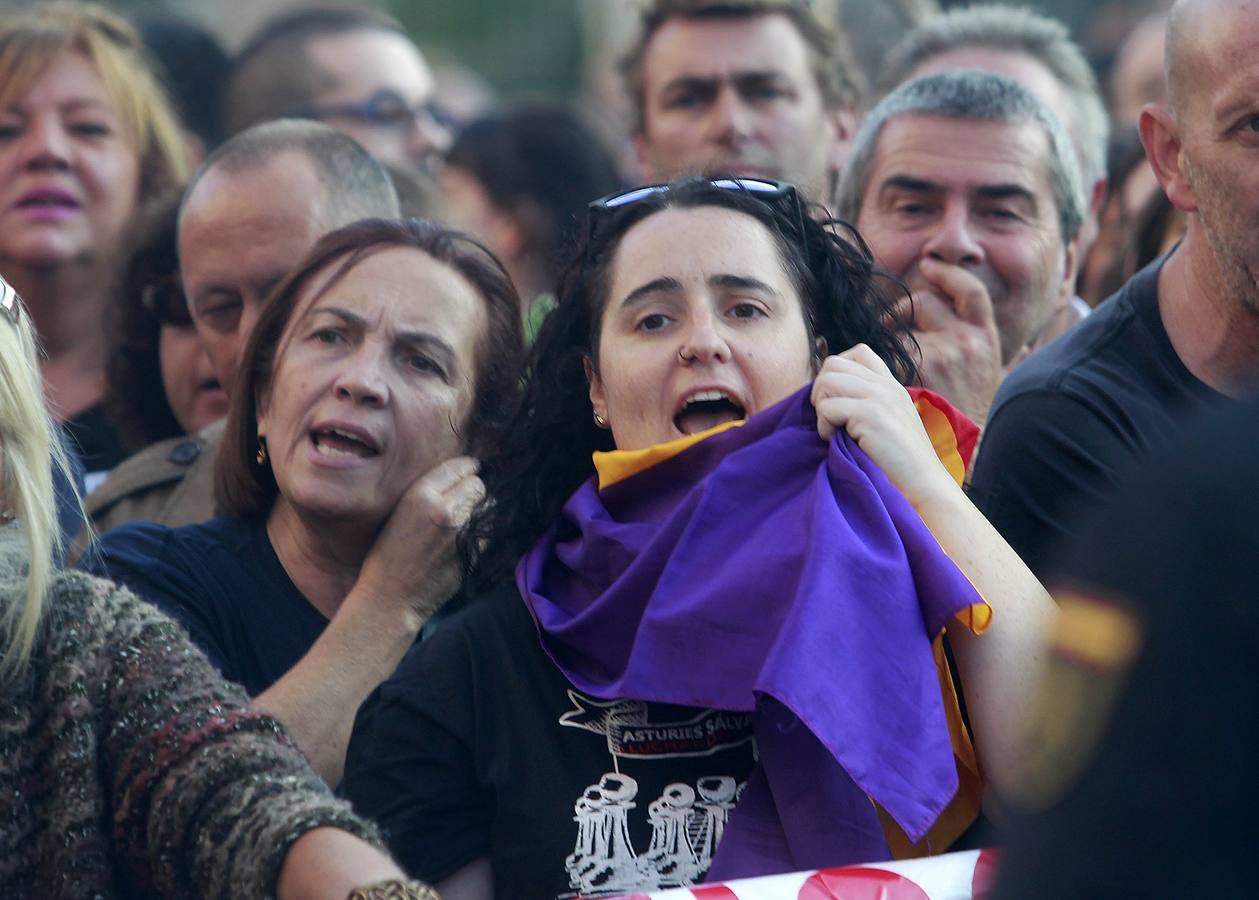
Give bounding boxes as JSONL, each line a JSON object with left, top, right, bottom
{"left": 64, "top": 401, "right": 127, "bottom": 477}
{"left": 343, "top": 584, "right": 758, "bottom": 900}
{"left": 991, "top": 391, "right": 1259, "bottom": 898}
{"left": 79, "top": 515, "right": 327, "bottom": 695}
{"left": 967, "top": 256, "right": 1229, "bottom": 577}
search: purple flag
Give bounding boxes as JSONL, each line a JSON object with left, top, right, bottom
{"left": 518, "top": 386, "right": 984, "bottom": 878}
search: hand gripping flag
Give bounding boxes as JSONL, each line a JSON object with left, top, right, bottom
{"left": 519, "top": 385, "right": 987, "bottom": 879}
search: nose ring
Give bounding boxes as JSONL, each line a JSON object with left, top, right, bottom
{"left": 678, "top": 346, "right": 694, "bottom": 363}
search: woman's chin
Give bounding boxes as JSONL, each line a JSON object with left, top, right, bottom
{"left": 280, "top": 488, "right": 388, "bottom": 532}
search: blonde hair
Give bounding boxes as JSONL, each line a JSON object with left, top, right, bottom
{"left": 0, "top": 285, "right": 84, "bottom": 681}
{"left": 0, "top": 2, "right": 189, "bottom": 199}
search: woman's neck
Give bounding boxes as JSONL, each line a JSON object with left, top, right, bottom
{"left": 265, "top": 500, "right": 377, "bottom": 620}
{"left": 8, "top": 262, "right": 111, "bottom": 421}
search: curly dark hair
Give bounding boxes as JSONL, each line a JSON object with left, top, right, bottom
{"left": 103, "top": 197, "right": 187, "bottom": 452}
{"left": 464, "top": 176, "right": 918, "bottom": 588}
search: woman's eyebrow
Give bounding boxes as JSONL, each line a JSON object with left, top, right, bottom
{"left": 306, "top": 305, "right": 365, "bottom": 326}
{"left": 619, "top": 276, "right": 682, "bottom": 309}
{"left": 708, "top": 274, "right": 776, "bottom": 294}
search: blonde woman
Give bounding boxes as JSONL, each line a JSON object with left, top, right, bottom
{"left": 0, "top": 274, "right": 435, "bottom": 898}
{"left": 0, "top": 3, "right": 188, "bottom": 476}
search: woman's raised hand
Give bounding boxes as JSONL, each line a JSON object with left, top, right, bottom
{"left": 809, "top": 344, "right": 957, "bottom": 508}
{"left": 356, "top": 455, "right": 485, "bottom": 625}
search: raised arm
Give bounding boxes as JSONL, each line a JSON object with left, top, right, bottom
{"left": 254, "top": 455, "right": 484, "bottom": 785}
{"left": 811, "top": 344, "right": 1056, "bottom": 797}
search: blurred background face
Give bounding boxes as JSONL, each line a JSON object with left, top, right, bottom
{"left": 178, "top": 153, "right": 325, "bottom": 396}
{"left": 158, "top": 319, "right": 229, "bottom": 434}
{"left": 305, "top": 28, "right": 448, "bottom": 177}
{"left": 258, "top": 247, "right": 485, "bottom": 529}
{"left": 0, "top": 51, "right": 141, "bottom": 270}
{"left": 635, "top": 14, "right": 836, "bottom": 201}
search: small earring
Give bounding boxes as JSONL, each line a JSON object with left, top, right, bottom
{"left": 256, "top": 436, "right": 268, "bottom": 465}
{"left": 0, "top": 510, "right": 14, "bottom": 524}
{"left": 593, "top": 411, "right": 608, "bottom": 428}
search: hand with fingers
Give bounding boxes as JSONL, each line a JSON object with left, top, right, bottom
{"left": 894, "top": 258, "right": 1008, "bottom": 425}
{"left": 355, "top": 455, "right": 485, "bottom": 624}
{"left": 810, "top": 344, "right": 959, "bottom": 508}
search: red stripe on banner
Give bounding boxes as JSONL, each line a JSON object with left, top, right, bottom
{"left": 973, "top": 848, "right": 1000, "bottom": 899}
{"left": 799, "top": 866, "right": 932, "bottom": 900}
{"left": 691, "top": 885, "right": 741, "bottom": 899}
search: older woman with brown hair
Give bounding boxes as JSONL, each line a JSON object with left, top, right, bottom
{"left": 0, "top": 272, "right": 439, "bottom": 899}
{"left": 0, "top": 3, "right": 188, "bottom": 477}
{"left": 83, "top": 217, "right": 525, "bottom": 785}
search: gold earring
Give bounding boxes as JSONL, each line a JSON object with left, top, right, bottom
{"left": 256, "top": 436, "right": 268, "bottom": 465}
{"left": 593, "top": 411, "right": 608, "bottom": 428}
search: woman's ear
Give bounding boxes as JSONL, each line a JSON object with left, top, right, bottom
{"left": 585, "top": 355, "right": 608, "bottom": 424}
{"left": 812, "top": 336, "right": 829, "bottom": 373}
{"left": 254, "top": 384, "right": 270, "bottom": 439}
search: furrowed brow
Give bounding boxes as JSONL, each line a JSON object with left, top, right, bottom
{"left": 307, "top": 305, "right": 367, "bottom": 327}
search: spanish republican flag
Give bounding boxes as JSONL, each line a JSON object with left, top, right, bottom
{"left": 520, "top": 385, "right": 989, "bottom": 880}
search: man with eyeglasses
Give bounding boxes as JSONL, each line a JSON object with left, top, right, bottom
{"left": 622, "top": 0, "right": 863, "bottom": 204}
{"left": 223, "top": 4, "right": 453, "bottom": 180}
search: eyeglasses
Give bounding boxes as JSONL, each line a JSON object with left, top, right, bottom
{"left": 140, "top": 274, "right": 193, "bottom": 328}
{"left": 1, "top": 272, "right": 21, "bottom": 324}
{"left": 587, "top": 177, "right": 810, "bottom": 263}
{"left": 289, "top": 88, "right": 460, "bottom": 137}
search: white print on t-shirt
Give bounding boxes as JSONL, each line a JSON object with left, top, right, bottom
{"left": 559, "top": 690, "right": 754, "bottom": 759}
{"left": 558, "top": 691, "right": 751, "bottom": 897}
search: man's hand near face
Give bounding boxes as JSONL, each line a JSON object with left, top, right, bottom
{"left": 894, "top": 257, "right": 1014, "bottom": 426}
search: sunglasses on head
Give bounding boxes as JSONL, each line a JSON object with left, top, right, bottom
{"left": 586, "top": 177, "right": 810, "bottom": 264}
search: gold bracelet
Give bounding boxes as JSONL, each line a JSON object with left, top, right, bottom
{"left": 346, "top": 879, "right": 441, "bottom": 900}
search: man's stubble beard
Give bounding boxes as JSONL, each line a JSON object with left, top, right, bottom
{"left": 1183, "top": 154, "right": 1259, "bottom": 317}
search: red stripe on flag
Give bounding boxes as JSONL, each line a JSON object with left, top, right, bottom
{"left": 907, "top": 386, "right": 980, "bottom": 469}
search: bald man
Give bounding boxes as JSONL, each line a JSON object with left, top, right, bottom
{"left": 82, "top": 122, "right": 399, "bottom": 542}
{"left": 967, "top": 0, "right": 1259, "bottom": 578}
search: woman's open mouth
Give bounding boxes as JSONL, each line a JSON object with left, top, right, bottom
{"left": 673, "top": 389, "right": 747, "bottom": 436}
{"left": 309, "top": 427, "right": 380, "bottom": 459}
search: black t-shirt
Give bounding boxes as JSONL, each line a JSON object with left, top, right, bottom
{"left": 990, "top": 391, "right": 1259, "bottom": 898}
{"left": 79, "top": 515, "right": 328, "bottom": 695}
{"left": 343, "top": 584, "right": 758, "bottom": 900}
{"left": 967, "top": 256, "right": 1229, "bottom": 577}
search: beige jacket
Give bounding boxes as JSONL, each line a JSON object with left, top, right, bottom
{"left": 84, "top": 419, "right": 225, "bottom": 538}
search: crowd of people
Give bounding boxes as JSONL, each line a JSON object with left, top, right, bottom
{"left": 0, "top": 0, "right": 1254, "bottom": 898}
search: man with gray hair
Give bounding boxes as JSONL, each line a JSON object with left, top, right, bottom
{"left": 967, "top": 0, "right": 1259, "bottom": 581}
{"left": 84, "top": 120, "right": 399, "bottom": 536}
{"left": 836, "top": 70, "right": 1084, "bottom": 424}
{"left": 876, "top": 5, "right": 1108, "bottom": 265}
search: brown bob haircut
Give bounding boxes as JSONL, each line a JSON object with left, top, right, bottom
{"left": 620, "top": 0, "right": 865, "bottom": 133}
{"left": 0, "top": 3, "right": 188, "bottom": 200}
{"left": 216, "top": 218, "right": 525, "bottom": 518}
